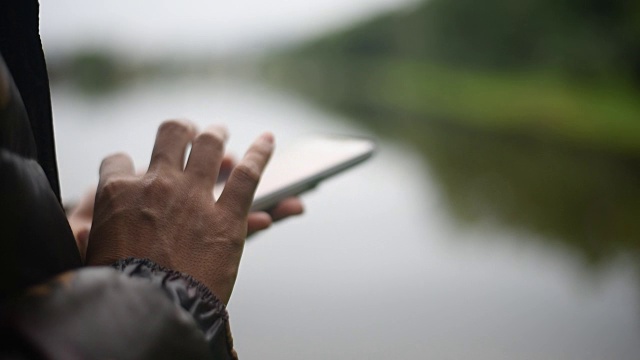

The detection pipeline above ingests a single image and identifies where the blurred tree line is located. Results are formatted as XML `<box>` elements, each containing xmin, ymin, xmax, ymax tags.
<box><xmin>270</xmin><ymin>0</ymin><xmax>640</xmax><ymax>156</ymax></box>
<box><xmin>302</xmin><ymin>0</ymin><xmax>640</xmax><ymax>85</ymax></box>
<box><xmin>267</xmin><ymin>0</ymin><xmax>640</xmax><ymax>268</ymax></box>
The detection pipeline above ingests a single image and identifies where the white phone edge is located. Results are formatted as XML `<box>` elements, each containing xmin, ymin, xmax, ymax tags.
<box><xmin>250</xmin><ymin>136</ymin><xmax>376</xmax><ymax>212</ymax></box>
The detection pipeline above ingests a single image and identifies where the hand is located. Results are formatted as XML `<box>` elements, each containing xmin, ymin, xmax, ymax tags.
<box><xmin>247</xmin><ymin>196</ymin><xmax>303</xmax><ymax>236</ymax></box>
<box><xmin>86</xmin><ymin>120</ymin><xmax>274</xmax><ymax>303</ymax></box>
<box><xmin>67</xmin><ymin>187</ymin><xmax>97</xmax><ymax>261</ymax></box>
<box><xmin>68</xmin><ymin>159</ymin><xmax>303</xmax><ymax>261</ymax></box>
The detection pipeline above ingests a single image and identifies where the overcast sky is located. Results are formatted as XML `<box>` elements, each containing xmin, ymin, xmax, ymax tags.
<box><xmin>40</xmin><ymin>0</ymin><xmax>417</xmax><ymax>57</ymax></box>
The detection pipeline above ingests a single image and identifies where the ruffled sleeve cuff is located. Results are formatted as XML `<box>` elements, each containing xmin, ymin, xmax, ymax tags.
<box><xmin>113</xmin><ymin>258</ymin><xmax>238</xmax><ymax>360</ymax></box>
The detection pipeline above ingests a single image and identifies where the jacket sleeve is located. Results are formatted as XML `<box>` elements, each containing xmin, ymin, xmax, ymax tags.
<box><xmin>1</xmin><ymin>5</ymin><xmax>238</xmax><ymax>357</ymax></box>
<box><xmin>114</xmin><ymin>258</ymin><xmax>238</xmax><ymax>360</ymax></box>
<box><xmin>1</xmin><ymin>259</ymin><xmax>238</xmax><ymax>360</ymax></box>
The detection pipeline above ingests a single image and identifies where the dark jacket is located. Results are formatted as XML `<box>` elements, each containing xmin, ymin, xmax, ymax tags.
<box><xmin>0</xmin><ymin>1</ymin><xmax>236</xmax><ymax>358</ymax></box>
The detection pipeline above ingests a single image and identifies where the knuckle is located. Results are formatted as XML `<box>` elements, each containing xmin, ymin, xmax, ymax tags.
<box><xmin>194</xmin><ymin>132</ymin><xmax>225</xmax><ymax>152</ymax></box>
<box><xmin>145</xmin><ymin>175</ymin><xmax>174</xmax><ymax>195</ymax></box>
<box><xmin>233</xmin><ymin>163</ymin><xmax>261</xmax><ymax>184</ymax></box>
<box><xmin>101</xmin><ymin>152</ymin><xmax>131</xmax><ymax>168</ymax></box>
<box><xmin>254</xmin><ymin>141</ymin><xmax>272</xmax><ymax>156</ymax></box>
<box><xmin>99</xmin><ymin>178</ymin><xmax>129</xmax><ymax>199</ymax></box>
<box><xmin>150</xmin><ymin>151</ymin><xmax>172</xmax><ymax>165</ymax></box>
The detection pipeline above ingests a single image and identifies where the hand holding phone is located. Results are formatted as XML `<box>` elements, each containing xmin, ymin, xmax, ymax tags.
<box><xmin>215</xmin><ymin>135</ymin><xmax>376</xmax><ymax>211</ymax></box>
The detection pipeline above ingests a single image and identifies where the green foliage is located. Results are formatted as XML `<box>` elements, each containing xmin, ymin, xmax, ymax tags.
<box><xmin>68</xmin><ymin>50</ymin><xmax>121</xmax><ymax>93</ymax></box>
<box><xmin>267</xmin><ymin>0</ymin><xmax>640</xmax><ymax>267</ymax></box>
<box><xmin>297</xmin><ymin>0</ymin><xmax>640</xmax><ymax>84</ymax></box>
<box><xmin>273</xmin><ymin>0</ymin><xmax>640</xmax><ymax>155</ymax></box>
<box><xmin>271</xmin><ymin>57</ymin><xmax>640</xmax><ymax>155</ymax></box>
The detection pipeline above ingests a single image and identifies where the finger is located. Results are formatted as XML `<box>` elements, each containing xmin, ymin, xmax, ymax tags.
<box><xmin>148</xmin><ymin>119</ymin><xmax>197</xmax><ymax>173</ymax></box>
<box><xmin>185</xmin><ymin>125</ymin><xmax>229</xmax><ymax>190</ymax></box>
<box><xmin>74</xmin><ymin>226</ymin><xmax>90</xmax><ymax>262</ymax></box>
<box><xmin>217</xmin><ymin>154</ymin><xmax>235</xmax><ymax>184</ymax></box>
<box><xmin>269</xmin><ymin>197</ymin><xmax>304</xmax><ymax>221</ymax></box>
<box><xmin>70</xmin><ymin>186</ymin><xmax>98</xmax><ymax>218</ymax></box>
<box><xmin>221</xmin><ymin>154</ymin><xmax>236</xmax><ymax>170</ymax></box>
<box><xmin>247</xmin><ymin>212</ymin><xmax>272</xmax><ymax>236</ymax></box>
<box><xmin>99</xmin><ymin>152</ymin><xmax>134</xmax><ymax>185</ymax></box>
<box><xmin>218</xmin><ymin>132</ymin><xmax>274</xmax><ymax>217</ymax></box>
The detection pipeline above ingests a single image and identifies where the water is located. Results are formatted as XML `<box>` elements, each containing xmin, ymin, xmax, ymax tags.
<box><xmin>52</xmin><ymin>77</ymin><xmax>639</xmax><ymax>359</ymax></box>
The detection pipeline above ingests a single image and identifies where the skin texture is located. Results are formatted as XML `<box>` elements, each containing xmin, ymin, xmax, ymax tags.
<box><xmin>82</xmin><ymin>120</ymin><xmax>302</xmax><ymax>304</ymax></box>
<box><xmin>68</xmin><ymin>160</ymin><xmax>304</xmax><ymax>262</ymax></box>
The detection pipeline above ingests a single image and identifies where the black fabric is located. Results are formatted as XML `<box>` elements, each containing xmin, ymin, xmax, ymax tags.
<box><xmin>0</xmin><ymin>0</ymin><xmax>60</xmax><ymax>201</ymax></box>
<box><xmin>114</xmin><ymin>258</ymin><xmax>237</xmax><ymax>360</ymax></box>
<box><xmin>2</xmin><ymin>267</ymin><xmax>214</xmax><ymax>360</ymax></box>
<box><xmin>0</xmin><ymin>58</ymin><xmax>37</xmax><ymax>159</ymax></box>
<box><xmin>0</xmin><ymin>0</ymin><xmax>82</xmax><ymax>300</ymax></box>
<box><xmin>0</xmin><ymin>57</ymin><xmax>82</xmax><ymax>302</ymax></box>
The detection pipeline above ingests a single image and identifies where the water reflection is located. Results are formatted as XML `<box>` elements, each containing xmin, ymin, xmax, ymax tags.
<box><xmin>410</xmin><ymin>121</ymin><xmax>640</xmax><ymax>268</ymax></box>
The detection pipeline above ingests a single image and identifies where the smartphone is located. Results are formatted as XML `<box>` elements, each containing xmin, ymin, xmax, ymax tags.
<box><xmin>215</xmin><ymin>135</ymin><xmax>376</xmax><ymax>211</ymax></box>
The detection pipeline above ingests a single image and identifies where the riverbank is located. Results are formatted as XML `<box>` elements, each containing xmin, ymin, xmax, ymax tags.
<box><xmin>266</xmin><ymin>56</ymin><xmax>640</xmax><ymax>157</ymax></box>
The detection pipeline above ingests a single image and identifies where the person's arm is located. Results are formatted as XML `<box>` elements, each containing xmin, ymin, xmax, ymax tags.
<box><xmin>2</xmin><ymin>120</ymin><xmax>276</xmax><ymax>359</ymax></box>
<box><xmin>85</xmin><ymin>121</ymin><xmax>274</xmax><ymax>303</ymax></box>
<box><xmin>2</xmin><ymin>1</ymin><xmax>295</xmax><ymax>356</ymax></box>
<box><xmin>1</xmin><ymin>59</ymin><xmax>233</xmax><ymax>357</ymax></box>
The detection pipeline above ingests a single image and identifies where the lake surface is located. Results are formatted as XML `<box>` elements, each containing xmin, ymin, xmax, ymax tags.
<box><xmin>52</xmin><ymin>77</ymin><xmax>639</xmax><ymax>359</ymax></box>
